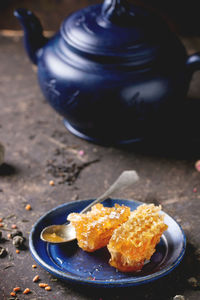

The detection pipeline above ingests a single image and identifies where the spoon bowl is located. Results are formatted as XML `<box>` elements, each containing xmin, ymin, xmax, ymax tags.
<box><xmin>41</xmin><ymin>224</ymin><xmax>76</xmax><ymax>243</ymax></box>
<box><xmin>40</xmin><ymin>170</ymin><xmax>139</xmax><ymax>243</ymax></box>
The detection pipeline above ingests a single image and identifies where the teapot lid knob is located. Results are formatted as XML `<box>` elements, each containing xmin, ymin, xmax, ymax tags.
<box><xmin>101</xmin><ymin>0</ymin><xmax>133</xmax><ymax>23</ymax></box>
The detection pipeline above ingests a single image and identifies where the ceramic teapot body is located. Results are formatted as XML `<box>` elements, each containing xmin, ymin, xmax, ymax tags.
<box><xmin>14</xmin><ymin>0</ymin><xmax>200</xmax><ymax>144</ymax></box>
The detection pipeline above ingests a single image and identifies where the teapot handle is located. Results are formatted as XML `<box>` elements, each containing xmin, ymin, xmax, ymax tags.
<box><xmin>186</xmin><ymin>52</ymin><xmax>200</xmax><ymax>74</ymax></box>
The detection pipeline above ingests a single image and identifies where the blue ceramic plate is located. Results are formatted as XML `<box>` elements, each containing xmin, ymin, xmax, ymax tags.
<box><xmin>29</xmin><ymin>198</ymin><xmax>186</xmax><ymax>288</ymax></box>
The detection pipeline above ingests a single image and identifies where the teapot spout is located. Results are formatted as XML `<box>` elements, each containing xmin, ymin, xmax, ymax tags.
<box><xmin>14</xmin><ymin>8</ymin><xmax>48</xmax><ymax>65</ymax></box>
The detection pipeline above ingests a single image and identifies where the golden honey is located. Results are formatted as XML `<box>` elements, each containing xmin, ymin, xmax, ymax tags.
<box><xmin>67</xmin><ymin>203</ymin><xmax>130</xmax><ymax>252</ymax></box>
<box><xmin>107</xmin><ymin>204</ymin><xmax>168</xmax><ymax>272</ymax></box>
<box><xmin>42</xmin><ymin>232</ymin><xmax>66</xmax><ymax>243</ymax></box>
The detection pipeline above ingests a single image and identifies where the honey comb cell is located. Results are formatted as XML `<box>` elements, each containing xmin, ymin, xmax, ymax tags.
<box><xmin>107</xmin><ymin>204</ymin><xmax>168</xmax><ymax>272</ymax></box>
<box><xmin>67</xmin><ymin>203</ymin><xmax>130</xmax><ymax>252</ymax></box>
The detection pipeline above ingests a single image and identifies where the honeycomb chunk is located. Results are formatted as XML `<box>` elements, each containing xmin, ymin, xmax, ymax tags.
<box><xmin>67</xmin><ymin>203</ymin><xmax>130</xmax><ymax>252</ymax></box>
<box><xmin>107</xmin><ymin>204</ymin><xmax>168</xmax><ymax>272</ymax></box>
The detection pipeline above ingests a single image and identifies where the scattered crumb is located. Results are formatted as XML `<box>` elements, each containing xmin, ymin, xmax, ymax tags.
<box><xmin>25</xmin><ymin>204</ymin><xmax>31</xmax><ymax>211</ymax></box>
<box><xmin>187</xmin><ymin>276</ymin><xmax>198</xmax><ymax>288</ymax></box>
<box><xmin>78</xmin><ymin>150</ymin><xmax>85</xmax><ymax>156</ymax></box>
<box><xmin>23</xmin><ymin>288</ymin><xmax>31</xmax><ymax>294</ymax></box>
<box><xmin>0</xmin><ymin>246</ymin><xmax>7</xmax><ymax>257</ymax></box>
<box><xmin>173</xmin><ymin>296</ymin><xmax>185</xmax><ymax>300</ymax></box>
<box><xmin>176</xmin><ymin>218</ymin><xmax>182</xmax><ymax>223</ymax></box>
<box><xmin>49</xmin><ymin>180</ymin><xmax>55</xmax><ymax>186</ymax></box>
<box><xmin>33</xmin><ymin>275</ymin><xmax>40</xmax><ymax>282</ymax></box>
<box><xmin>39</xmin><ymin>283</ymin><xmax>48</xmax><ymax>288</ymax></box>
<box><xmin>32</xmin><ymin>264</ymin><xmax>37</xmax><ymax>268</ymax></box>
<box><xmin>71</xmin><ymin>194</ymin><xmax>79</xmax><ymax>201</ymax></box>
<box><xmin>195</xmin><ymin>160</ymin><xmax>200</xmax><ymax>172</ymax></box>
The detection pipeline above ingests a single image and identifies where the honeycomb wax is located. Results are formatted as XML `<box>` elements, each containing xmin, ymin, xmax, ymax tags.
<box><xmin>107</xmin><ymin>204</ymin><xmax>168</xmax><ymax>272</ymax></box>
<box><xmin>67</xmin><ymin>203</ymin><xmax>130</xmax><ymax>252</ymax></box>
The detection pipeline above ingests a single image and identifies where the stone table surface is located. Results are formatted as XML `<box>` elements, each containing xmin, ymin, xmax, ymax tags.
<box><xmin>1</xmin><ymin>34</ymin><xmax>200</xmax><ymax>300</ymax></box>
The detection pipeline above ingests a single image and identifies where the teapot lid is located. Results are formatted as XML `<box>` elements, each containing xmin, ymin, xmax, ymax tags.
<box><xmin>61</xmin><ymin>0</ymin><xmax>173</xmax><ymax>66</ymax></box>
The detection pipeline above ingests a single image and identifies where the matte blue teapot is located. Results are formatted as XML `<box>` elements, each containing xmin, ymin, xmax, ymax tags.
<box><xmin>14</xmin><ymin>0</ymin><xmax>200</xmax><ymax>144</ymax></box>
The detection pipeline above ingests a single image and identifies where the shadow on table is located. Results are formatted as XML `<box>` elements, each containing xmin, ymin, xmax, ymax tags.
<box><xmin>0</xmin><ymin>163</ymin><xmax>18</xmax><ymax>176</ymax></box>
<box><xmin>117</xmin><ymin>97</ymin><xmax>200</xmax><ymax>161</ymax></box>
<box><xmin>54</xmin><ymin>242</ymin><xmax>199</xmax><ymax>300</ymax></box>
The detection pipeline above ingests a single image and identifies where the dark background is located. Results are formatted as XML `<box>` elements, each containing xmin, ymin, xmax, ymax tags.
<box><xmin>0</xmin><ymin>0</ymin><xmax>200</xmax><ymax>36</ymax></box>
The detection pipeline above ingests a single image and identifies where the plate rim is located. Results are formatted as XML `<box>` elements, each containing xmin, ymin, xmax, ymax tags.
<box><xmin>29</xmin><ymin>198</ymin><xmax>186</xmax><ymax>287</ymax></box>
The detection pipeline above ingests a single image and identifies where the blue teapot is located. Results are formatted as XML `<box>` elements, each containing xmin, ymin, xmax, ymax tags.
<box><xmin>14</xmin><ymin>0</ymin><xmax>200</xmax><ymax>144</ymax></box>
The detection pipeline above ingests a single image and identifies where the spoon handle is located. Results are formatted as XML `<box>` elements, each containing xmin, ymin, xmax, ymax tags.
<box><xmin>80</xmin><ymin>170</ymin><xmax>139</xmax><ymax>214</ymax></box>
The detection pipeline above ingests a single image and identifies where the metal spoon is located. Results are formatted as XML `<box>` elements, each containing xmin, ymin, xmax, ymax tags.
<box><xmin>40</xmin><ymin>170</ymin><xmax>139</xmax><ymax>243</ymax></box>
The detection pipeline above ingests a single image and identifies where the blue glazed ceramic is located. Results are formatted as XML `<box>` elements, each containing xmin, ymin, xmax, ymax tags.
<box><xmin>14</xmin><ymin>0</ymin><xmax>200</xmax><ymax>144</ymax></box>
<box><xmin>29</xmin><ymin>198</ymin><xmax>186</xmax><ymax>288</ymax></box>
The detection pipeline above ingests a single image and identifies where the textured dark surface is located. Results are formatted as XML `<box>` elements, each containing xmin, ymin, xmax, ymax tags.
<box><xmin>1</xmin><ymin>30</ymin><xmax>200</xmax><ymax>300</ymax></box>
